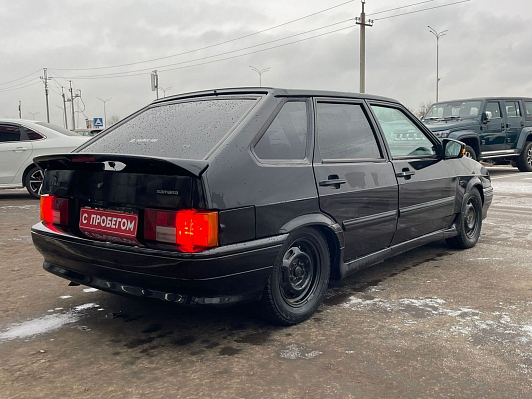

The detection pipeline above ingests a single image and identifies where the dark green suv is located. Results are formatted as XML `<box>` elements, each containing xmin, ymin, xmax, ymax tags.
<box><xmin>422</xmin><ymin>98</ymin><xmax>532</xmax><ymax>171</ymax></box>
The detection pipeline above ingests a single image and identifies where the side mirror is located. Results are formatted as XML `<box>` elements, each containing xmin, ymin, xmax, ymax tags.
<box><xmin>481</xmin><ymin>111</ymin><xmax>492</xmax><ymax>123</ymax></box>
<box><xmin>442</xmin><ymin>138</ymin><xmax>465</xmax><ymax>159</ymax></box>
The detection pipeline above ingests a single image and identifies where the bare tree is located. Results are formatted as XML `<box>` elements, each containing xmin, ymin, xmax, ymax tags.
<box><xmin>416</xmin><ymin>100</ymin><xmax>434</xmax><ymax>119</ymax></box>
<box><xmin>106</xmin><ymin>115</ymin><xmax>120</xmax><ymax>126</ymax></box>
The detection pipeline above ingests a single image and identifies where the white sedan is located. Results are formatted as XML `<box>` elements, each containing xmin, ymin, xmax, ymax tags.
<box><xmin>0</xmin><ymin>119</ymin><xmax>89</xmax><ymax>198</ymax></box>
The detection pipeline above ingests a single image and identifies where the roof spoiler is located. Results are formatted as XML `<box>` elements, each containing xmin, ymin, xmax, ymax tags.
<box><xmin>33</xmin><ymin>153</ymin><xmax>209</xmax><ymax>178</ymax></box>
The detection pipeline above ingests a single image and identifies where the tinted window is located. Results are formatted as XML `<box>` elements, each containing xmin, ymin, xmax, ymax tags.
<box><xmin>317</xmin><ymin>103</ymin><xmax>382</xmax><ymax>160</ymax></box>
<box><xmin>371</xmin><ymin>105</ymin><xmax>437</xmax><ymax>158</ymax></box>
<box><xmin>254</xmin><ymin>102</ymin><xmax>307</xmax><ymax>160</ymax></box>
<box><xmin>82</xmin><ymin>99</ymin><xmax>256</xmax><ymax>159</ymax></box>
<box><xmin>485</xmin><ymin>102</ymin><xmax>502</xmax><ymax>119</ymax></box>
<box><xmin>0</xmin><ymin>124</ymin><xmax>20</xmax><ymax>143</ymax></box>
<box><xmin>505</xmin><ymin>101</ymin><xmax>521</xmax><ymax>117</ymax></box>
<box><xmin>23</xmin><ymin>128</ymin><xmax>44</xmax><ymax>140</ymax></box>
<box><xmin>525</xmin><ymin>102</ymin><xmax>532</xmax><ymax>119</ymax></box>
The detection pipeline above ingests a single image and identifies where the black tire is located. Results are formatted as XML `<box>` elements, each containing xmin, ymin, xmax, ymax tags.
<box><xmin>259</xmin><ymin>227</ymin><xmax>330</xmax><ymax>325</ymax></box>
<box><xmin>446</xmin><ymin>188</ymin><xmax>483</xmax><ymax>249</ymax></box>
<box><xmin>24</xmin><ymin>166</ymin><xmax>43</xmax><ymax>199</ymax></box>
<box><xmin>464</xmin><ymin>145</ymin><xmax>477</xmax><ymax>161</ymax></box>
<box><xmin>516</xmin><ymin>141</ymin><xmax>532</xmax><ymax>172</ymax></box>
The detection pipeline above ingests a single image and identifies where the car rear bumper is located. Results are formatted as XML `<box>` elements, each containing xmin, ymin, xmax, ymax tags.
<box><xmin>31</xmin><ymin>222</ymin><xmax>286</xmax><ymax>305</ymax></box>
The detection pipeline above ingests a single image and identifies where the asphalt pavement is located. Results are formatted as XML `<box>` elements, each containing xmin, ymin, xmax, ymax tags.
<box><xmin>1</xmin><ymin>166</ymin><xmax>531</xmax><ymax>398</ymax></box>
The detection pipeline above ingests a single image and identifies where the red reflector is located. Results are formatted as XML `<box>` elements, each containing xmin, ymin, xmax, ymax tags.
<box><xmin>72</xmin><ymin>156</ymin><xmax>95</xmax><ymax>163</ymax></box>
<box><xmin>144</xmin><ymin>209</ymin><xmax>218</xmax><ymax>252</ymax></box>
<box><xmin>40</xmin><ymin>195</ymin><xmax>69</xmax><ymax>226</ymax></box>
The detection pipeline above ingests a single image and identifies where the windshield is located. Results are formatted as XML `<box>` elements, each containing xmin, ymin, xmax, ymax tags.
<box><xmin>424</xmin><ymin>101</ymin><xmax>482</xmax><ymax>120</ymax></box>
<box><xmin>36</xmin><ymin>122</ymin><xmax>80</xmax><ymax>136</ymax></box>
<box><xmin>81</xmin><ymin>98</ymin><xmax>257</xmax><ymax>159</ymax></box>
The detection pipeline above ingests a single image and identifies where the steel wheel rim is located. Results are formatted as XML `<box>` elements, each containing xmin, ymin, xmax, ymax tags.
<box><xmin>29</xmin><ymin>169</ymin><xmax>44</xmax><ymax>194</ymax></box>
<box><xmin>279</xmin><ymin>239</ymin><xmax>320</xmax><ymax>307</ymax></box>
<box><xmin>464</xmin><ymin>198</ymin><xmax>480</xmax><ymax>239</ymax></box>
<box><xmin>527</xmin><ymin>147</ymin><xmax>532</xmax><ymax>167</ymax></box>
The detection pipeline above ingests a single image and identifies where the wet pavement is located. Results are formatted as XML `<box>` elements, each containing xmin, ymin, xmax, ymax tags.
<box><xmin>1</xmin><ymin>167</ymin><xmax>531</xmax><ymax>398</ymax></box>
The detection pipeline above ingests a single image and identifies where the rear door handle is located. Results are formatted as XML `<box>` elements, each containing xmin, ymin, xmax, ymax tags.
<box><xmin>13</xmin><ymin>147</ymin><xmax>28</xmax><ymax>152</ymax></box>
<box><xmin>319</xmin><ymin>175</ymin><xmax>347</xmax><ymax>189</ymax></box>
<box><xmin>501</xmin><ymin>123</ymin><xmax>505</xmax><ymax>129</ymax></box>
<box><xmin>396</xmin><ymin>169</ymin><xmax>415</xmax><ymax>179</ymax></box>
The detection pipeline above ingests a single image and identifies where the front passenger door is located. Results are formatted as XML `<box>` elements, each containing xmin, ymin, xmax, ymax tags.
<box><xmin>369</xmin><ymin>104</ymin><xmax>457</xmax><ymax>245</ymax></box>
<box><xmin>0</xmin><ymin>124</ymin><xmax>32</xmax><ymax>184</ymax></box>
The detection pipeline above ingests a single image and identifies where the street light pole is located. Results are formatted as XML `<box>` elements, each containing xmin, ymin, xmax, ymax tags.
<box><xmin>249</xmin><ymin>66</ymin><xmax>270</xmax><ymax>87</ymax></box>
<box><xmin>428</xmin><ymin>26</ymin><xmax>448</xmax><ymax>103</ymax></box>
<box><xmin>28</xmin><ymin>111</ymin><xmax>39</xmax><ymax>120</ymax></box>
<box><xmin>97</xmin><ymin>97</ymin><xmax>112</xmax><ymax>129</ymax></box>
<box><xmin>161</xmin><ymin>86</ymin><xmax>172</xmax><ymax>97</ymax></box>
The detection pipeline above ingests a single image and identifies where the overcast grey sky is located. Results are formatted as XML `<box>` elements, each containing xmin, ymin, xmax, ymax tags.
<box><xmin>1</xmin><ymin>0</ymin><xmax>531</xmax><ymax>127</ymax></box>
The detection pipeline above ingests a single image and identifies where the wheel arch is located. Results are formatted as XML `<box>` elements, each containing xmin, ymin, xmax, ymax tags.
<box><xmin>516</xmin><ymin>128</ymin><xmax>532</xmax><ymax>151</ymax></box>
<box><xmin>452</xmin><ymin>132</ymin><xmax>480</xmax><ymax>158</ymax></box>
<box><xmin>279</xmin><ymin>213</ymin><xmax>344</xmax><ymax>280</ymax></box>
<box><xmin>21</xmin><ymin>162</ymin><xmax>39</xmax><ymax>185</ymax></box>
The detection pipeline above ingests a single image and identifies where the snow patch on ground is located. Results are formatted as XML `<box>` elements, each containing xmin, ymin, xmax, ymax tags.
<box><xmin>342</xmin><ymin>295</ymin><xmax>532</xmax><ymax>373</ymax></box>
<box><xmin>0</xmin><ymin>303</ymin><xmax>99</xmax><ymax>343</ymax></box>
<box><xmin>279</xmin><ymin>344</ymin><xmax>323</xmax><ymax>360</ymax></box>
<box><xmin>82</xmin><ymin>288</ymin><xmax>98</xmax><ymax>293</ymax></box>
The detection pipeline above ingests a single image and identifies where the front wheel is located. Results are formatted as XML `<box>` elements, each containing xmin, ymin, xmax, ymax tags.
<box><xmin>259</xmin><ymin>227</ymin><xmax>330</xmax><ymax>325</ymax></box>
<box><xmin>446</xmin><ymin>188</ymin><xmax>483</xmax><ymax>249</ymax></box>
<box><xmin>516</xmin><ymin>141</ymin><xmax>532</xmax><ymax>172</ymax></box>
<box><xmin>24</xmin><ymin>166</ymin><xmax>44</xmax><ymax>199</ymax></box>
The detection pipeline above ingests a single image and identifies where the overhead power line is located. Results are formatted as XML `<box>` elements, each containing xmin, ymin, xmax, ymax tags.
<box><xmin>50</xmin><ymin>19</ymin><xmax>355</xmax><ymax>80</ymax></box>
<box><xmin>51</xmin><ymin>0</ymin><xmax>356</xmax><ymax>71</ymax></box>
<box><xmin>0</xmin><ymin>80</ymin><xmax>41</xmax><ymax>93</ymax></box>
<box><xmin>0</xmin><ymin>69</ymin><xmax>41</xmax><ymax>86</ymax></box>
<box><xmin>368</xmin><ymin>0</ymin><xmax>437</xmax><ymax>16</ymax></box>
<box><xmin>374</xmin><ymin>0</ymin><xmax>471</xmax><ymax>21</ymax></box>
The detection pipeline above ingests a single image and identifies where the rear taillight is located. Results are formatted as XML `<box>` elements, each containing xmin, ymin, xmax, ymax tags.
<box><xmin>144</xmin><ymin>209</ymin><xmax>218</xmax><ymax>253</ymax></box>
<box><xmin>40</xmin><ymin>195</ymin><xmax>69</xmax><ymax>226</ymax></box>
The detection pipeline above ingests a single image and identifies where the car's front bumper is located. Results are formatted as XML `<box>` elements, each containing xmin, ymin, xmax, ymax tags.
<box><xmin>482</xmin><ymin>186</ymin><xmax>494</xmax><ymax>219</ymax></box>
<box><xmin>31</xmin><ymin>222</ymin><xmax>286</xmax><ymax>305</ymax></box>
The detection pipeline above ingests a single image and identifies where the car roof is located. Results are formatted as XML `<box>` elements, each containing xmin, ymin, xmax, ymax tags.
<box><xmin>432</xmin><ymin>97</ymin><xmax>532</xmax><ymax>105</ymax></box>
<box><xmin>153</xmin><ymin>87</ymin><xmax>399</xmax><ymax>105</ymax></box>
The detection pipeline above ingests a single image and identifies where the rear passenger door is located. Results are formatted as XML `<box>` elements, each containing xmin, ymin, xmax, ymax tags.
<box><xmin>313</xmin><ymin>99</ymin><xmax>398</xmax><ymax>262</ymax></box>
<box><xmin>503</xmin><ymin>100</ymin><xmax>523</xmax><ymax>150</ymax></box>
<box><xmin>368</xmin><ymin>103</ymin><xmax>457</xmax><ymax>245</ymax></box>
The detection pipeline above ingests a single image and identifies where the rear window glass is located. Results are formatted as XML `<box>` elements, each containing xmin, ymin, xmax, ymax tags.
<box><xmin>82</xmin><ymin>98</ymin><xmax>256</xmax><ymax>159</ymax></box>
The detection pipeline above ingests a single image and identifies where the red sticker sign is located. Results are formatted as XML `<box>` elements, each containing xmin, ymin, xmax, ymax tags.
<box><xmin>79</xmin><ymin>208</ymin><xmax>139</xmax><ymax>245</ymax></box>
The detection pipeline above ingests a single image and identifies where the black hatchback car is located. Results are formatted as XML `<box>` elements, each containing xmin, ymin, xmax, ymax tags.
<box><xmin>31</xmin><ymin>88</ymin><xmax>493</xmax><ymax>325</ymax></box>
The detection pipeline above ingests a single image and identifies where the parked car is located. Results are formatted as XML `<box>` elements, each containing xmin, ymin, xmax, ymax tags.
<box><xmin>31</xmin><ymin>88</ymin><xmax>493</xmax><ymax>325</ymax></box>
<box><xmin>74</xmin><ymin>128</ymin><xmax>104</xmax><ymax>137</ymax></box>
<box><xmin>422</xmin><ymin>98</ymin><xmax>532</xmax><ymax>171</ymax></box>
<box><xmin>0</xmin><ymin>120</ymin><xmax>89</xmax><ymax>198</ymax></box>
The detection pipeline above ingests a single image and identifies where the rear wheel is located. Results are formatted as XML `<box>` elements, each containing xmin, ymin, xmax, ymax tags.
<box><xmin>446</xmin><ymin>188</ymin><xmax>482</xmax><ymax>249</ymax></box>
<box><xmin>516</xmin><ymin>141</ymin><xmax>532</xmax><ymax>172</ymax></box>
<box><xmin>464</xmin><ymin>145</ymin><xmax>477</xmax><ymax>161</ymax></box>
<box><xmin>24</xmin><ymin>166</ymin><xmax>43</xmax><ymax>199</ymax></box>
<box><xmin>259</xmin><ymin>227</ymin><xmax>330</xmax><ymax>325</ymax></box>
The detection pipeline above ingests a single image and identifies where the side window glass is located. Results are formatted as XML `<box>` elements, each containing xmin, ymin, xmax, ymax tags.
<box><xmin>485</xmin><ymin>102</ymin><xmax>502</xmax><ymax>119</ymax></box>
<box><xmin>0</xmin><ymin>124</ymin><xmax>21</xmax><ymax>143</ymax></box>
<box><xmin>525</xmin><ymin>102</ymin><xmax>532</xmax><ymax>119</ymax></box>
<box><xmin>254</xmin><ymin>102</ymin><xmax>307</xmax><ymax>160</ymax></box>
<box><xmin>370</xmin><ymin>105</ymin><xmax>437</xmax><ymax>158</ymax></box>
<box><xmin>505</xmin><ymin>101</ymin><xmax>520</xmax><ymax>117</ymax></box>
<box><xmin>317</xmin><ymin>103</ymin><xmax>382</xmax><ymax>160</ymax></box>
<box><xmin>23</xmin><ymin>127</ymin><xmax>44</xmax><ymax>140</ymax></box>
